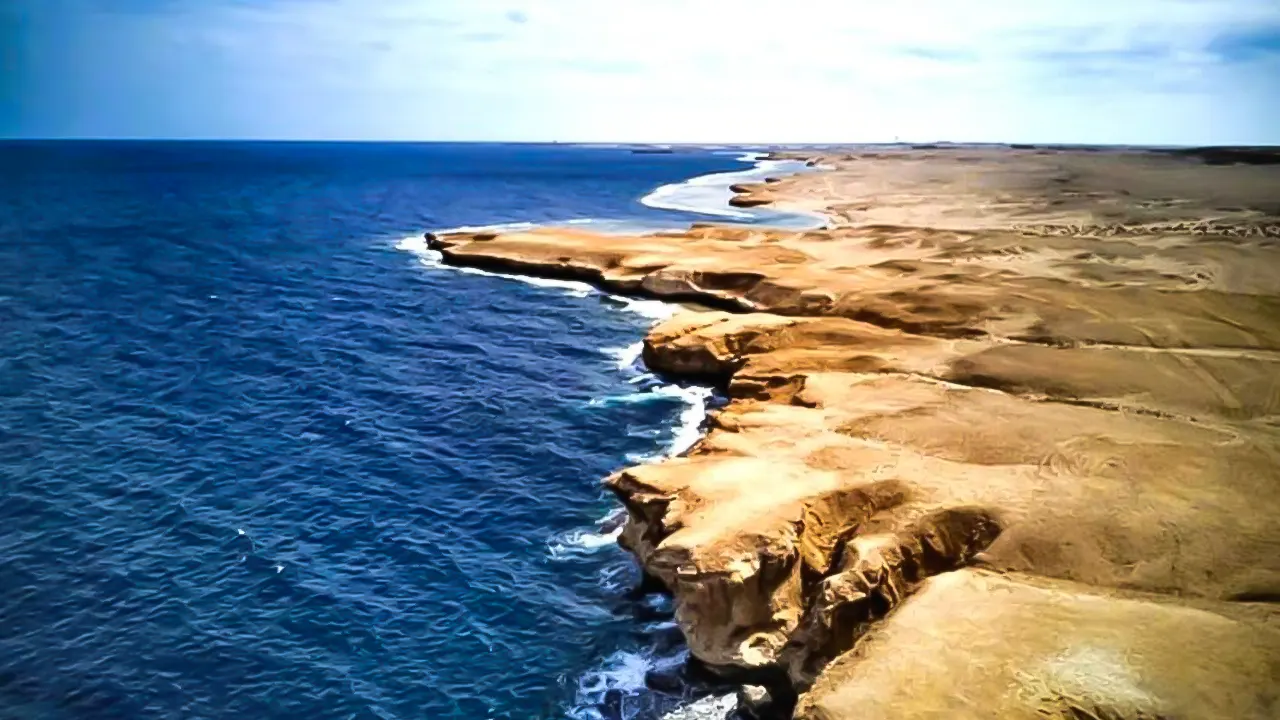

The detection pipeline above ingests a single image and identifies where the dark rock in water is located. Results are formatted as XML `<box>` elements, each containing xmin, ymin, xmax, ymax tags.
<box><xmin>599</xmin><ymin>507</ymin><xmax>627</xmax><ymax>534</ymax></box>
<box><xmin>645</xmin><ymin>623</ymin><xmax>686</xmax><ymax>654</ymax></box>
<box><xmin>645</xmin><ymin>668</ymin><xmax>685</xmax><ymax>694</ymax></box>
<box><xmin>625</xmin><ymin>573</ymin><xmax>670</xmax><ymax>603</ymax></box>
<box><xmin>615</xmin><ymin>600</ymin><xmax>663</xmax><ymax>623</ymax></box>
<box><xmin>601</xmin><ymin>689</ymin><xmax>626</xmax><ymax>720</ymax></box>
<box><xmin>675</xmin><ymin>656</ymin><xmax>794</xmax><ymax>717</ymax></box>
<box><xmin>680</xmin><ymin>654</ymin><xmax>723</xmax><ymax>686</ymax></box>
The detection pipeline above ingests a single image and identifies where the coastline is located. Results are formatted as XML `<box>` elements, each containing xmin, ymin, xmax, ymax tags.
<box><xmin>398</xmin><ymin>149</ymin><xmax>821</xmax><ymax>467</ymax></box>
<box><xmin>400</xmin><ymin>151</ymin><xmax>823</xmax><ymax>719</ymax></box>
<box><xmin>419</xmin><ymin>144</ymin><xmax>1280</xmax><ymax>719</ymax></box>
<box><xmin>398</xmin><ymin>227</ymin><xmax>723</xmax><ymax>718</ymax></box>
<box><xmin>641</xmin><ymin>152</ymin><xmax>828</xmax><ymax>230</ymax></box>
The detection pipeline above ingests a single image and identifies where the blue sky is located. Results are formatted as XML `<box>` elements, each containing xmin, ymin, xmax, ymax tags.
<box><xmin>4</xmin><ymin>0</ymin><xmax>1279</xmax><ymax>144</ymax></box>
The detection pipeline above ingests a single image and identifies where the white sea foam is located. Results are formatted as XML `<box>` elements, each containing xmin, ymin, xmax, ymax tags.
<box><xmin>397</xmin><ymin>233</ymin><xmax>595</xmax><ymax>298</ymax></box>
<box><xmin>597</xmin><ymin>563</ymin><xmax>639</xmax><ymax>594</ymax></box>
<box><xmin>487</xmin><ymin>273</ymin><xmax>596</xmax><ymax>297</ymax></box>
<box><xmin>640</xmin><ymin>176</ymin><xmax>755</xmax><ymax>219</ymax></box>
<box><xmin>640</xmin><ymin>619</ymin><xmax>679</xmax><ymax>633</ymax></box>
<box><xmin>431</xmin><ymin>220</ymin><xmax>539</xmax><ymax>234</ymax></box>
<box><xmin>393</xmin><ymin>234</ymin><xmax>434</xmax><ymax>256</ymax></box>
<box><xmin>587</xmin><ymin>383</ymin><xmax>706</xmax><ymax>409</ymax></box>
<box><xmin>438</xmin><ymin>216</ymin><xmax>677</xmax><ymax>236</ymax></box>
<box><xmin>398</xmin><ymin>150</ymin><xmax>822</xmax><ymax>320</ymax></box>
<box><xmin>662</xmin><ymin>694</ymin><xmax>739</xmax><ymax>720</ymax></box>
<box><xmin>600</xmin><ymin>342</ymin><xmax>645</xmax><ymax>370</ymax></box>
<box><xmin>667</xmin><ymin>385</ymin><xmax>713</xmax><ymax>456</ymax></box>
<box><xmin>624</xmin><ymin>425</ymin><xmax>664</xmax><ymax>439</ymax></box>
<box><xmin>642</xmin><ymin>593</ymin><xmax>673</xmax><ymax>612</ymax></box>
<box><xmin>565</xmin><ymin>218</ymin><xmax>684</xmax><ymax>235</ymax></box>
<box><xmin>548</xmin><ymin>527</ymin><xmax>625</xmax><ymax>560</ymax></box>
<box><xmin>605</xmin><ymin>384</ymin><xmax>714</xmax><ymax>457</ymax></box>
<box><xmin>605</xmin><ymin>295</ymin><xmax>678</xmax><ymax>320</ymax></box>
<box><xmin>397</xmin><ymin>236</ymin><xmax>683</xmax><ymax>313</ymax></box>
<box><xmin>570</xmin><ymin>647</ymin><xmax>692</xmax><ymax>719</ymax></box>
<box><xmin>548</xmin><ymin>508</ymin><xmax>628</xmax><ymax>563</ymax></box>
<box><xmin>602</xmin><ymin>383</ymin><xmax>713</xmax><ymax>463</ymax></box>
<box><xmin>639</xmin><ymin>152</ymin><xmax>822</xmax><ymax>228</ymax></box>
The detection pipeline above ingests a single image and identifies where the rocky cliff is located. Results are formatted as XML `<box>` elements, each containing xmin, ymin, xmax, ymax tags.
<box><xmin>426</xmin><ymin>146</ymin><xmax>1280</xmax><ymax>719</ymax></box>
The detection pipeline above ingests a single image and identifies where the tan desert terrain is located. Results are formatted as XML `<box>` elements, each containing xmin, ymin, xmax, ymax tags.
<box><xmin>425</xmin><ymin>146</ymin><xmax>1280</xmax><ymax>719</ymax></box>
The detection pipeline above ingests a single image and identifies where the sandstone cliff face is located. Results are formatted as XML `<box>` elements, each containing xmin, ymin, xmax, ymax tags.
<box><xmin>427</xmin><ymin>147</ymin><xmax>1280</xmax><ymax>719</ymax></box>
<box><xmin>625</xmin><ymin>311</ymin><xmax>1280</xmax><ymax>683</ymax></box>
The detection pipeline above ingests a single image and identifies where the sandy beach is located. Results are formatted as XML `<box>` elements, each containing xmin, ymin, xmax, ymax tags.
<box><xmin>426</xmin><ymin>145</ymin><xmax>1280</xmax><ymax>720</ymax></box>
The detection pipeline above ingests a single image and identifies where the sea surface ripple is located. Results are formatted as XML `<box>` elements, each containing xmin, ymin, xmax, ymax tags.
<box><xmin>0</xmin><ymin>142</ymin><xmax>804</xmax><ymax>720</ymax></box>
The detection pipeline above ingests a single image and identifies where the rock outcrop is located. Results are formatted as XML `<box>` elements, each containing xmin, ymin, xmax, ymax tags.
<box><xmin>425</xmin><ymin>147</ymin><xmax>1280</xmax><ymax>719</ymax></box>
<box><xmin>727</xmin><ymin>182</ymin><xmax>777</xmax><ymax>208</ymax></box>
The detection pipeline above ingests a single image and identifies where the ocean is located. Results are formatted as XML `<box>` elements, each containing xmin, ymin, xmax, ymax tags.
<box><xmin>0</xmin><ymin>142</ymin><xmax>814</xmax><ymax>720</ymax></box>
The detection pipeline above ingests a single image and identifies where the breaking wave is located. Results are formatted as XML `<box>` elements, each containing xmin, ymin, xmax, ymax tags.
<box><xmin>600</xmin><ymin>342</ymin><xmax>645</xmax><ymax>370</ymax></box>
<box><xmin>569</xmin><ymin>647</ymin><xmax>693</xmax><ymax>720</ymax></box>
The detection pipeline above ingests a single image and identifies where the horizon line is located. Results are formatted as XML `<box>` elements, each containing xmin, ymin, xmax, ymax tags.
<box><xmin>1</xmin><ymin>137</ymin><xmax>1266</xmax><ymax>151</ymax></box>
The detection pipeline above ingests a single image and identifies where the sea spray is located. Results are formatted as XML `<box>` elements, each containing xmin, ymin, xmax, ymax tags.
<box><xmin>600</xmin><ymin>342</ymin><xmax>645</xmax><ymax>371</ymax></box>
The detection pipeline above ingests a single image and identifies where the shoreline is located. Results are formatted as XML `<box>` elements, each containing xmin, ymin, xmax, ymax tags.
<box><xmin>420</xmin><ymin>145</ymin><xmax>1280</xmax><ymax>719</ymax></box>
<box><xmin>416</xmin><ymin>159</ymin><xmax>840</xmax><ymax>719</ymax></box>
<box><xmin>640</xmin><ymin>152</ymin><xmax>829</xmax><ymax>230</ymax></box>
<box><xmin>402</xmin><ymin>151</ymin><xmax>823</xmax><ymax>719</ymax></box>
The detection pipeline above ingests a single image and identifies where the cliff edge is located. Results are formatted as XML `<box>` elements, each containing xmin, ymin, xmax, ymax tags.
<box><xmin>427</xmin><ymin>146</ymin><xmax>1280</xmax><ymax>719</ymax></box>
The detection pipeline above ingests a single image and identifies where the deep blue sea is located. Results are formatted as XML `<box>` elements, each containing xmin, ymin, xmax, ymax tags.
<box><xmin>0</xmin><ymin>142</ymin><xmax>812</xmax><ymax>720</ymax></box>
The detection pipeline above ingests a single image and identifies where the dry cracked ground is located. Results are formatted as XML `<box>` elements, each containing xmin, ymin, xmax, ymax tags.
<box><xmin>427</xmin><ymin>147</ymin><xmax>1280</xmax><ymax>720</ymax></box>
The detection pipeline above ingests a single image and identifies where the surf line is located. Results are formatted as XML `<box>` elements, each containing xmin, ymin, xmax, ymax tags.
<box><xmin>396</xmin><ymin>149</ymin><xmax>824</xmax><ymax>561</ymax></box>
<box><xmin>395</xmin><ymin>150</ymin><xmax>822</xmax><ymax>718</ymax></box>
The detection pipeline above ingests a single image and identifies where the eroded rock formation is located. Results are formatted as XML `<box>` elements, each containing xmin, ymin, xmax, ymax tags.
<box><xmin>426</xmin><ymin>146</ymin><xmax>1280</xmax><ymax>719</ymax></box>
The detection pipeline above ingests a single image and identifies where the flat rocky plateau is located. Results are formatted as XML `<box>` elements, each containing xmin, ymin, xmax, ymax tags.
<box><xmin>427</xmin><ymin>146</ymin><xmax>1280</xmax><ymax>720</ymax></box>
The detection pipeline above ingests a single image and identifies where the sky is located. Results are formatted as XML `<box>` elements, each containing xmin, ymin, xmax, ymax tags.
<box><xmin>3</xmin><ymin>0</ymin><xmax>1280</xmax><ymax>144</ymax></box>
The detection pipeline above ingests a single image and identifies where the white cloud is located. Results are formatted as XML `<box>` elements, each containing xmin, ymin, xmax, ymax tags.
<box><xmin>17</xmin><ymin>0</ymin><xmax>1280</xmax><ymax>142</ymax></box>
